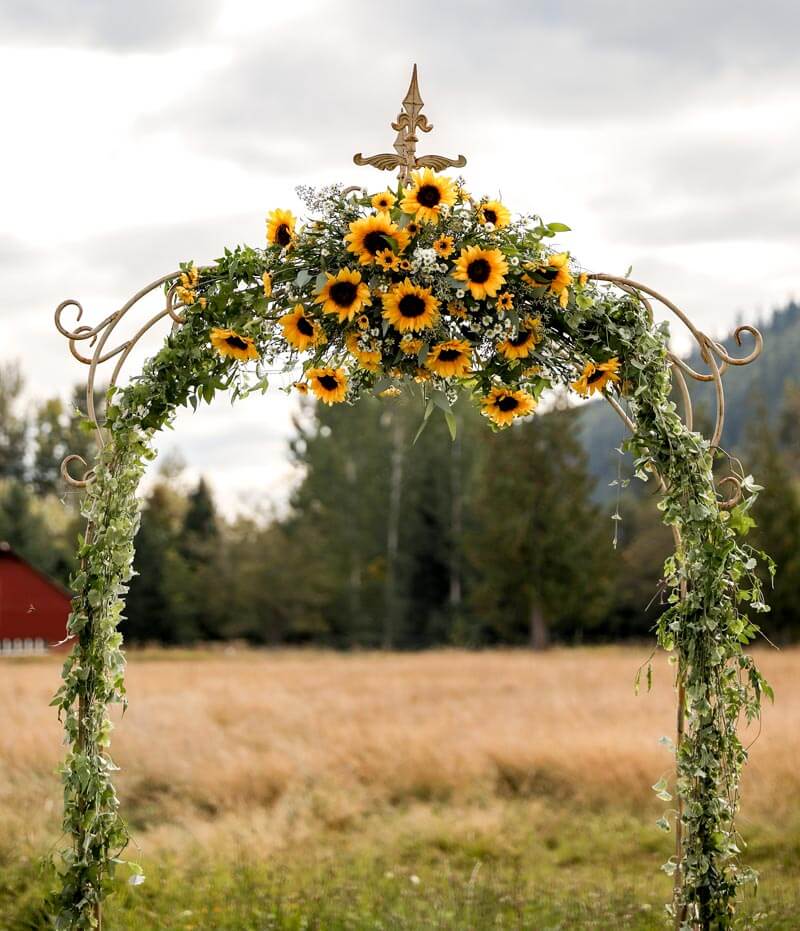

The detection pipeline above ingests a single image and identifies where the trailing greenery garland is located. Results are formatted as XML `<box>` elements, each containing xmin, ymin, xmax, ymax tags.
<box><xmin>53</xmin><ymin>178</ymin><xmax>771</xmax><ymax>929</ymax></box>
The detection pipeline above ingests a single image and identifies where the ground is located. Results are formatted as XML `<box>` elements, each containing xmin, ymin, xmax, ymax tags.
<box><xmin>2</xmin><ymin>647</ymin><xmax>799</xmax><ymax>929</ymax></box>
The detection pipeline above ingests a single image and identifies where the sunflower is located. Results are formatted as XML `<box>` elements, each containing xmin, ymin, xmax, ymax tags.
<box><xmin>447</xmin><ymin>301</ymin><xmax>467</xmax><ymax>319</ymax></box>
<box><xmin>306</xmin><ymin>367</ymin><xmax>348</xmax><ymax>405</ymax></box>
<box><xmin>452</xmin><ymin>245</ymin><xmax>509</xmax><ymax>300</ymax></box>
<box><xmin>262</xmin><ymin>272</ymin><xmax>272</xmax><ymax>297</ymax></box>
<box><xmin>346</xmin><ymin>332</ymin><xmax>382</xmax><ymax>373</ymax></box>
<box><xmin>496</xmin><ymin>291</ymin><xmax>514</xmax><ymax>311</ymax></box>
<box><xmin>279</xmin><ymin>305</ymin><xmax>321</xmax><ymax>351</ymax></box>
<box><xmin>210</xmin><ymin>327</ymin><xmax>259</xmax><ymax>362</ymax></box>
<box><xmin>292</xmin><ymin>381</ymin><xmax>309</xmax><ymax>394</ymax></box>
<box><xmin>382</xmin><ymin>278</ymin><xmax>440</xmax><ymax>332</ymax></box>
<box><xmin>399</xmin><ymin>258</ymin><xmax>412</xmax><ymax>271</ymax></box>
<box><xmin>405</xmin><ymin>220</ymin><xmax>421</xmax><ymax>237</ymax></box>
<box><xmin>497</xmin><ymin>323</ymin><xmax>542</xmax><ymax>360</ymax></box>
<box><xmin>399</xmin><ymin>168</ymin><xmax>457</xmax><ymax>224</ymax></box>
<box><xmin>399</xmin><ymin>336</ymin><xmax>424</xmax><ymax>355</ymax></box>
<box><xmin>375</xmin><ymin>249</ymin><xmax>401</xmax><ymax>272</ymax></box>
<box><xmin>371</xmin><ymin>190</ymin><xmax>396</xmax><ymax>212</ymax></box>
<box><xmin>526</xmin><ymin>252</ymin><xmax>573</xmax><ymax>308</ymax></box>
<box><xmin>357</xmin><ymin>314</ymin><xmax>370</xmax><ymax>331</ymax></box>
<box><xmin>433</xmin><ymin>234</ymin><xmax>455</xmax><ymax>258</ymax></box>
<box><xmin>266</xmin><ymin>209</ymin><xmax>296</xmax><ymax>248</ymax></box>
<box><xmin>481</xmin><ymin>387</ymin><xmax>537</xmax><ymax>426</ymax></box>
<box><xmin>426</xmin><ymin>339</ymin><xmax>472</xmax><ymax>378</ymax></box>
<box><xmin>345</xmin><ymin>214</ymin><xmax>405</xmax><ymax>265</ymax></box>
<box><xmin>478</xmin><ymin>200</ymin><xmax>511</xmax><ymax>229</ymax></box>
<box><xmin>314</xmin><ymin>268</ymin><xmax>372</xmax><ymax>322</ymax></box>
<box><xmin>571</xmin><ymin>358</ymin><xmax>621</xmax><ymax>397</ymax></box>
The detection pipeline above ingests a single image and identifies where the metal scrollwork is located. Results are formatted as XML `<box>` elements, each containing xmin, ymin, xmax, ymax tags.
<box><xmin>587</xmin><ymin>273</ymin><xmax>763</xmax><ymax>508</ymax></box>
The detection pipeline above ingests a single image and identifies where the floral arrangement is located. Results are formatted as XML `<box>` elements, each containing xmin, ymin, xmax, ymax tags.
<box><xmin>172</xmin><ymin>170</ymin><xmax>622</xmax><ymax>436</ymax></box>
<box><xmin>52</xmin><ymin>172</ymin><xmax>772</xmax><ymax>930</ymax></box>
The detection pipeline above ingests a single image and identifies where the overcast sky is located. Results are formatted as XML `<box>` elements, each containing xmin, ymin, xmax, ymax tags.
<box><xmin>1</xmin><ymin>0</ymin><xmax>798</xmax><ymax>514</ymax></box>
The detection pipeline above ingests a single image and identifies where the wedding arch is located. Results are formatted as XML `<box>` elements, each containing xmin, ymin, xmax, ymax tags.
<box><xmin>52</xmin><ymin>67</ymin><xmax>770</xmax><ymax>930</ymax></box>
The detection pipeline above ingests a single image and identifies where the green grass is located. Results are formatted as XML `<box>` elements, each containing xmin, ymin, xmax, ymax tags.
<box><xmin>3</xmin><ymin>803</ymin><xmax>799</xmax><ymax>930</ymax></box>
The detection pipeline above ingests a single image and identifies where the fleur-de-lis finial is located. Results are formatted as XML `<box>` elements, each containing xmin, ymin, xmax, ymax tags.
<box><xmin>354</xmin><ymin>64</ymin><xmax>467</xmax><ymax>185</ymax></box>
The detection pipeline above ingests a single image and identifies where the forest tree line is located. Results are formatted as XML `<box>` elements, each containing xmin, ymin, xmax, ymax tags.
<box><xmin>2</xmin><ymin>304</ymin><xmax>800</xmax><ymax>649</ymax></box>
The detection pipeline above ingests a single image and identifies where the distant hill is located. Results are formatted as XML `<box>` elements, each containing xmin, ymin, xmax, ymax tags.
<box><xmin>579</xmin><ymin>301</ymin><xmax>800</xmax><ymax>496</ymax></box>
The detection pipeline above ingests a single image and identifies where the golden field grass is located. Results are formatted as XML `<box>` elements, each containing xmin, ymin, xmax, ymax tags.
<box><xmin>2</xmin><ymin>646</ymin><xmax>800</xmax><ymax>929</ymax></box>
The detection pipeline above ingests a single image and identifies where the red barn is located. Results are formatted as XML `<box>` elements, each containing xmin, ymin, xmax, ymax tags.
<box><xmin>0</xmin><ymin>541</ymin><xmax>72</xmax><ymax>654</ymax></box>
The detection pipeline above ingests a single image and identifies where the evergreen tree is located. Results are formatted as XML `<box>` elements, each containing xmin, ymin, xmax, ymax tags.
<box><xmin>467</xmin><ymin>404</ymin><xmax>614</xmax><ymax>648</ymax></box>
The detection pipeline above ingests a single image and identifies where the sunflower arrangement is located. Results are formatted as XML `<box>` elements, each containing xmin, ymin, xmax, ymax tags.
<box><xmin>175</xmin><ymin>176</ymin><xmax>624</xmax><ymax>431</ymax></box>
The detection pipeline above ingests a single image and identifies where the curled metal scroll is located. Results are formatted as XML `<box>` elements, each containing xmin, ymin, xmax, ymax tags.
<box><xmin>54</xmin><ymin>272</ymin><xmax>185</xmax><ymax>471</ymax></box>
<box><xmin>587</xmin><ymin>274</ymin><xmax>763</xmax><ymax>510</ymax></box>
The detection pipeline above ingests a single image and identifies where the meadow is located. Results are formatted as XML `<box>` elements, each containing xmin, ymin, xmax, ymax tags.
<box><xmin>2</xmin><ymin>647</ymin><xmax>799</xmax><ymax>929</ymax></box>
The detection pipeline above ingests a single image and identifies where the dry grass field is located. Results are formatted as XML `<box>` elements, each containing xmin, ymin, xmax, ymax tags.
<box><xmin>2</xmin><ymin>646</ymin><xmax>800</xmax><ymax>929</ymax></box>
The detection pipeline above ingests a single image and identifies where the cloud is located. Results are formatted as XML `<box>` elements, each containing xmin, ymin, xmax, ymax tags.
<box><xmin>0</xmin><ymin>0</ymin><xmax>221</xmax><ymax>50</ymax></box>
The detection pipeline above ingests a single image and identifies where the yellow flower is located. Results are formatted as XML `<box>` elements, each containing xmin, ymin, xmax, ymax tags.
<box><xmin>413</xmin><ymin>368</ymin><xmax>432</xmax><ymax>382</ymax></box>
<box><xmin>279</xmin><ymin>305</ymin><xmax>321</xmax><ymax>351</ymax></box>
<box><xmin>180</xmin><ymin>266</ymin><xmax>199</xmax><ymax>289</ymax></box>
<box><xmin>399</xmin><ymin>336</ymin><xmax>424</xmax><ymax>355</ymax></box>
<box><xmin>357</xmin><ymin>314</ymin><xmax>370</xmax><ymax>331</ymax></box>
<box><xmin>175</xmin><ymin>285</ymin><xmax>196</xmax><ymax>305</ymax></box>
<box><xmin>399</xmin><ymin>168</ymin><xmax>457</xmax><ymax>224</ymax></box>
<box><xmin>266</xmin><ymin>209</ymin><xmax>296</xmax><ymax>248</ymax></box>
<box><xmin>497</xmin><ymin>318</ymin><xmax>542</xmax><ymax>360</ymax></box>
<box><xmin>399</xmin><ymin>258</ymin><xmax>412</xmax><ymax>271</ymax></box>
<box><xmin>481</xmin><ymin>387</ymin><xmax>537</xmax><ymax>426</ymax></box>
<box><xmin>529</xmin><ymin>252</ymin><xmax>573</xmax><ymax>308</ymax></box>
<box><xmin>314</xmin><ymin>268</ymin><xmax>372</xmax><ymax>322</ymax></box>
<box><xmin>307</xmin><ymin>367</ymin><xmax>348</xmax><ymax>405</ymax></box>
<box><xmin>210</xmin><ymin>327</ymin><xmax>259</xmax><ymax>362</ymax></box>
<box><xmin>378</xmin><ymin>386</ymin><xmax>402</xmax><ymax>398</ymax></box>
<box><xmin>405</xmin><ymin>221</ymin><xmax>421</xmax><ymax>237</ymax></box>
<box><xmin>578</xmin><ymin>272</ymin><xmax>588</xmax><ymax>288</ymax></box>
<box><xmin>433</xmin><ymin>234</ymin><xmax>455</xmax><ymax>258</ymax></box>
<box><xmin>198</xmin><ymin>297</ymin><xmax>207</xmax><ymax>309</ymax></box>
<box><xmin>447</xmin><ymin>301</ymin><xmax>467</xmax><ymax>319</ymax></box>
<box><xmin>262</xmin><ymin>272</ymin><xmax>272</xmax><ymax>297</ymax></box>
<box><xmin>375</xmin><ymin>249</ymin><xmax>401</xmax><ymax>271</ymax></box>
<box><xmin>571</xmin><ymin>358</ymin><xmax>621</xmax><ymax>397</ymax></box>
<box><xmin>452</xmin><ymin>245</ymin><xmax>509</xmax><ymax>300</ymax></box>
<box><xmin>345</xmin><ymin>214</ymin><xmax>405</xmax><ymax>265</ymax></box>
<box><xmin>293</xmin><ymin>380</ymin><xmax>309</xmax><ymax>394</ymax></box>
<box><xmin>478</xmin><ymin>200</ymin><xmax>511</xmax><ymax>229</ymax></box>
<box><xmin>496</xmin><ymin>291</ymin><xmax>514</xmax><ymax>311</ymax></box>
<box><xmin>371</xmin><ymin>190</ymin><xmax>396</xmax><ymax>212</ymax></box>
<box><xmin>382</xmin><ymin>278</ymin><xmax>440</xmax><ymax>333</ymax></box>
<box><xmin>346</xmin><ymin>332</ymin><xmax>382</xmax><ymax>373</ymax></box>
<box><xmin>426</xmin><ymin>339</ymin><xmax>472</xmax><ymax>378</ymax></box>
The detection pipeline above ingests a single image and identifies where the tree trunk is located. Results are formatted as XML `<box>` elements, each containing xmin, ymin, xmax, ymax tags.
<box><xmin>529</xmin><ymin>600</ymin><xmax>549</xmax><ymax>651</ymax></box>
<box><xmin>383</xmin><ymin>412</ymin><xmax>405</xmax><ymax>649</ymax></box>
<box><xmin>448</xmin><ymin>421</ymin><xmax>463</xmax><ymax>612</ymax></box>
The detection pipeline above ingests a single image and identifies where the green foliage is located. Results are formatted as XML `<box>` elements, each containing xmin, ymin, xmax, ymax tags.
<box><xmin>52</xmin><ymin>194</ymin><xmax>772</xmax><ymax>929</ymax></box>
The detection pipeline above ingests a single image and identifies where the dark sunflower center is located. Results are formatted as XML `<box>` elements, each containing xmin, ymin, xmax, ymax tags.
<box><xmin>225</xmin><ymin>335</ymin><xmax>249</xmax><ymax>350</ymax></box>
<box><xmin>467</xmin><ymin>258</ymin><xmax>491</xmax><ymax>284</ymax></box>
<box><xmin>483</xmin><ymin>209</ymin><xmax>498</xmax><ymax>225</ymax></box>
<box><xmin>417</xmin><ymin>184</ymin><xmax>441</xmax><ymax>208</ymax></box>
<box><xmin>586</xmin><ymin>369</ymin><xmax>606</xmax><ymax>385</ymax></box>
<box><xmin>510</xmin><ymin>332</ymin><xmax>532</xmax><ymax>347</ymax></box>
<box><xmin>497</xmin><ymin>395</ymin><xmax>519</xmax><ymax>412</ymax></box>
<box><xmin>438</xmin><ymin>348</ymin><xmax>462</xmax><ymax>362</ymax></box>
<box><xmin>318</xmin><ymin>374</ymin><xmax>339</xmax><ymax>391</ymax></box>
<box><xmin>276</xmin><ymin>224</ymin><xmax>292</xmax><ymax>246</ymax></box>
<box><xmin>297</xmin><ymin>316</ymin><xmax>314</xmax><ymax>337</ymax></box>
<box><xmin>329</xmin><ymin>281</ymin><xmax>358</xmax><ymax>307</ymax></box>
<box><xmin>364</xmin><ymin>230</ymin><xmax>390</xmax><ymax>255</ymax></box>
<box><xmin>398</xmin><ymin>294</ymin><xmax>427</xmax><ymax>318</ymax></box>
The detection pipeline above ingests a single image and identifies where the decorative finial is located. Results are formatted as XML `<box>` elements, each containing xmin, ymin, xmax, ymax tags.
<box><xmin>354</xmin><ymin>64</ymin><xmax>467</xmax><ymax>185</ymax></box>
